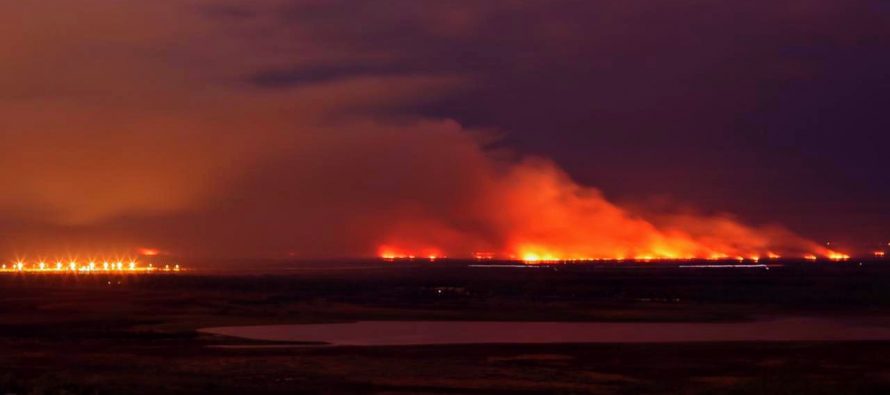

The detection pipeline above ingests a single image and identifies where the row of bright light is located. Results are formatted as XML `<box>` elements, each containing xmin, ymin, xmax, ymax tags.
<box><xmin>0</xmin><ymin>260</ymin><xmax>180</xmax><ymax>273</ymax></box>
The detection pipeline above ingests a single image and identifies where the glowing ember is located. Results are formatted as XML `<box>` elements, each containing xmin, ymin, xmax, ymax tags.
<box><xmin>473</xmin><ymin>252</ymin><xmax>495</xmax><ymax>260</ymax></box>
<box><xmin>378</xmin><ymin>245</ymin><xmax>443</xmax><ymax>262</ymax></box>
<box><xmin>827</xmin><ymin>252</ymin><xmax>851</xmax><ymax>261</ymax></box>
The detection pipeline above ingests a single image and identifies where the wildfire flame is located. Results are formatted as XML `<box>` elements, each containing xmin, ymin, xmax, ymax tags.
<box><xmin>378</xmin><ymin>246</ymin><xmax>444</xmax><ymax>262</ymax></box>
<box><xmin>375</xmin><ymin>160</ymin><xmax>845</xmax><ymax>263</ymax></box>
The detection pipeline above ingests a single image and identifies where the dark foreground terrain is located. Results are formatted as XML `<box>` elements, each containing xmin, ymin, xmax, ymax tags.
<box><xmin>1</xmin><ymin>260</ymin><xmax>890</xmax><ymax>394</ymax></box>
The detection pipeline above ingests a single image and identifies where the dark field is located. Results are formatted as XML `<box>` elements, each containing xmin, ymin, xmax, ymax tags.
<box><xmin>2</xmin><ymin>260</ymin><xmax>890</xmax><ymax>394</ymax></box>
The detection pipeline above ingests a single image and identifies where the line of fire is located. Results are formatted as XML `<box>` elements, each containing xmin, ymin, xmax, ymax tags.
<box><xmin>377</xmin><ymin>246</ymin><xmax>890</xmax><ymax>264</ymax></box>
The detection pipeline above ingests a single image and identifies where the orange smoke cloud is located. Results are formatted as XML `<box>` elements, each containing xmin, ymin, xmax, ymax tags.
<box><xmin>376</xmin><ymin>159</ymin><xmax>835</xmax><ymax>261</ymax></box>
<box><xmin>0</xmin><ymin>1</ymin><xmax>848</xmax><ymax>261</ymax></box>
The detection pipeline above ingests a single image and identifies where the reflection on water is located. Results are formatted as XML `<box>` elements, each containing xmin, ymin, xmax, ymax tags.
<box><xmin>202</xmin><ymin>317</ymin><xmax>890</xmax><ymax>346</ymax></box>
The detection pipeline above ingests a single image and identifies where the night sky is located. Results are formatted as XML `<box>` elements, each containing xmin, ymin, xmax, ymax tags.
<box><xmin>1</xmin><ymin>1</ymin><xmax>888</xmax><ymax>258</ymax></box>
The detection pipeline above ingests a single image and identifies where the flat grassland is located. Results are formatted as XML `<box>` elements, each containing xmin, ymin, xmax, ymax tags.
<box><xmin>1</xmin><ymin>261</ymin><xmax>889</xmax><ymax>394</ymax></box>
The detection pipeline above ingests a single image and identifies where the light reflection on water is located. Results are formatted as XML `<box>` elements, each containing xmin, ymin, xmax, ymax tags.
<box><xmin>202</xmin><ymin>317</ymin><xmax>890</xmax><ymax>346</ymax></box>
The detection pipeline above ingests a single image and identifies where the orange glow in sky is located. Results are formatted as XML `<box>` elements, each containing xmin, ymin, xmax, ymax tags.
<box><xmin>138</xmin><ymin>248</ymin><xmax>161</xmax><ymax>257</ymax></box>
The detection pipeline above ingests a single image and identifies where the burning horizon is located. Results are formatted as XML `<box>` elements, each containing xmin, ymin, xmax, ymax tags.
<box><xmin>375</xmin><ymin>159</ymin><xmax>844</xmax><ymax>262</ymax></box>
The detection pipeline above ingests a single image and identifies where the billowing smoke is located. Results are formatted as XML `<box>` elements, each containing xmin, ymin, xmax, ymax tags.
<box><xmin>371</xmin><ymin>152</ymin><xmax>828</xmax><ymax>261</ymax></box>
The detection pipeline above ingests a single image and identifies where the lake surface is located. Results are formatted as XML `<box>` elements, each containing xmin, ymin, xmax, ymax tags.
<box><xmin>202</xmin><ymin>317</ymin><xmax>890</xmax><ymax>346</ymax></box>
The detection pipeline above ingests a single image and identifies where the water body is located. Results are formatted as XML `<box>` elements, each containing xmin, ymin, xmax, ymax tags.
<box><xmin>202</xmin><ymin>317</ymin><xmax>890</xmax><ymax>346</ymax></box>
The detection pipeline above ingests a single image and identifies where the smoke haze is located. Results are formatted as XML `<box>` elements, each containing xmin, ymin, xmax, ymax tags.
<box><xmin>2</xmin><ymin>1</ymin><xmax>883</xmax><ymax>259</ymax></box>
